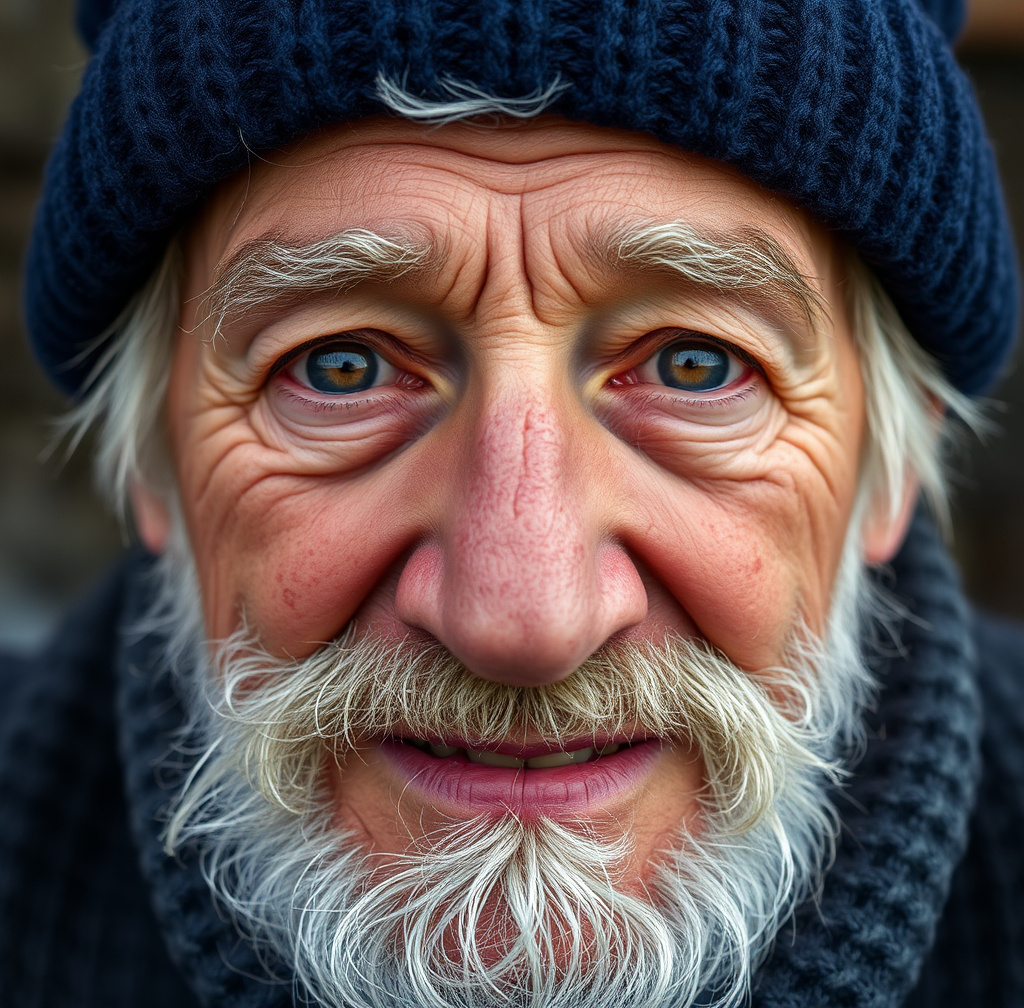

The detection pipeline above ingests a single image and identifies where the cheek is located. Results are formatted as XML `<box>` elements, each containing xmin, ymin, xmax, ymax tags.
<box><xmin>622</xmin><ymin>458</ymin><xmax>858</xmax><ymax>670</ymax></box>
<box><xmin>617</xmin><ymin>378</ymin><xmax>865</xmax><ymax>667</ymax></box>
<box><xmin>631</xmin><ymin>493</ymin><xmax>797</xmax><ymax>667</ymax></box>
<box><xmin>182</xmin><ymin>463</ymin><xmax>426</xmax><ymax>653</ymax></box>
<box><xmin>167</xmin><ymin>339</ymin><xmax>441</xmax><ymax>653</ymax></box>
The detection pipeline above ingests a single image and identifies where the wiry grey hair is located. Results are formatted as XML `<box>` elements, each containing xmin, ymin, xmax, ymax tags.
<box><xmin>159</xmin><ymin>553</ymin><xmax>868</xmax><ymax>1008</ymax></box>
<box><xmin>374</xmin><ymin>72</ymin><xmax>569</xmax><ymax>125</ymax></box>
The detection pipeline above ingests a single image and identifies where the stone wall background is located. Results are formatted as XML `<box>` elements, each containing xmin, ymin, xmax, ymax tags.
<box><xmin>0</xmin><ymin>0</ymin><xmax>1022</xmax><ymax>652</ymax></box>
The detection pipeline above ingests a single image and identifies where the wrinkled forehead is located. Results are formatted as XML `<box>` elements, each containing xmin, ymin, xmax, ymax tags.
<box><xmin>185</xmin><ymin>115</ymin><xmax>843</xmax><ymax>299</ymax></box>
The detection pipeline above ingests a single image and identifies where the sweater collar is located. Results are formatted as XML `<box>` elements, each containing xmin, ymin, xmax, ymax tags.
<box><xmin>115</xmin><ymin>512</ymin><xmax>981</xmax><ymax>1008</ymax></box>
<box><xmin>751</xmin><ymin>513</ymin><xmax>982</xmax><ymax>1006</ymax></box>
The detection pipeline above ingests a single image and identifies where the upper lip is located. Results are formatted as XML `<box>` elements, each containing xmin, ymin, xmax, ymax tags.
<box><xmin>387</xmin><ymin>732</ymin><xmax>648</xmax><ymax>758</ymax></box>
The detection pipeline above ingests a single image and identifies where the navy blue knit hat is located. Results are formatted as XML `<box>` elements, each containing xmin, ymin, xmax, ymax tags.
<box><xmin>26</xmin><ymin>0</ymin><xmax>1019</xmax><ymax>396</ymax></box>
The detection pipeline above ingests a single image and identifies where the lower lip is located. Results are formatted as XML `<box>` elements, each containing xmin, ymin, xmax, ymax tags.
<box><xmin>378</xmin><ymin>740</ymin><xmax>665</xmax><ymax>819</ymax></box>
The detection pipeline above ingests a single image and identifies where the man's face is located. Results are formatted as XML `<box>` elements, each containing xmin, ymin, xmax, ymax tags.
<box><xmin>163</xmin><ymin>116</ymin><xmax>869</xmax><ymax>875</ymax></box>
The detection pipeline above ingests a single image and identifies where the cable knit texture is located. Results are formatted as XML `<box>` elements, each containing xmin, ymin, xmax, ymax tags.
<box><xmin>24</xmin><ymin>0</ymin><xmax>1019</xmax><ymax>397</ymax></box>
<box><xmin>3</xmin><ymin>513</ymin><xmax>1022</xmax><ymax>1006</ymax></box>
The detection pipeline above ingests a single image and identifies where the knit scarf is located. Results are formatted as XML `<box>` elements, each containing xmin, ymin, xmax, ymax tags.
<box><xmin>113</xmin><ymin>512</ymin><xmax>981</xmax><ymax>1008</ymax></box>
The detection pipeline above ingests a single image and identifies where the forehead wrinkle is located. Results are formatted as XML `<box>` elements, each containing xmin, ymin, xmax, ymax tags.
<box><xmin>522</xmin><ymin>227</ymin><xmax>597</xmax><ymax>324</ymax></box>
<box><xmin>482</xmin><ymin>190</ymin><xmax>590</xmax><ymax>342</ymax></box>
<box><xmin>407</xmin><ymin>197</ymin><xmax>494</xmax><ymax>327</ymax></box>
<box><xmin>516</xmin><ymin>196</ymin><xmax>628</xmax><ymax>321</ymax></box>
<box><xmin>517</xmin><ymin>190</ymin><xmax>550</xmax><ymax>327</ymax></box>
<box><xmin>383</xmin><ymin>144</ymin><xmax>663</xmax><ymax>194</ymax></box>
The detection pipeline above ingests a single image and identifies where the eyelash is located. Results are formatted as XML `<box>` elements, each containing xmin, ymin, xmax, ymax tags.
<box><xmin>277</xmin><ymin>383</ymin><xmax>401</xmax><ymax>412</ymax></box>
<box><xmin>640</xmin><ymin>384</ymin><xmax>760</xmax><ymax>409</ymax></box>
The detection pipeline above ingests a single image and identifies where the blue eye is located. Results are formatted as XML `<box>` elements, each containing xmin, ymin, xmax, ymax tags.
<box><xmin>635</xmin><ymin>339</ymin><xmax>745</xmax><ymax>392</ymax></box>
<box><xmin>289</xmin><ymin>340</ymin><xmax>396</xmax><ymax>394</ymax></box>
<box><xmin>658</xmin><ymin>344</ymin><xmax>729</xmax><ymax>391</ymax></box>
<box><xmin>307</xmin><ymin>344</ymin><xmax>376</xmax><ymax>393</ymax></box>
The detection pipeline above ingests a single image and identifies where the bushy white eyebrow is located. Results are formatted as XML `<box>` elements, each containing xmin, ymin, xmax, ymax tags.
<box><xmin>611</xmin><ymin>220</ymin><xmax>827</xmax><ymax>334</ymax></box>
<box><xmin>204</xmin><ymin>220</ymin><xmax>823</xmax><ymax>351</ymax></box>
<box><xmin>202</xmin><ymin>229</ymin><xmax>433</xmax><ymax>342</ymax></box>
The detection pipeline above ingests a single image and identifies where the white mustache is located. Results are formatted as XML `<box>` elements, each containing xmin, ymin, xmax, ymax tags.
<box><xmin>206</xmin><ymin>625</ymin><xmax>836</xmax><ymax>836</ymax></box>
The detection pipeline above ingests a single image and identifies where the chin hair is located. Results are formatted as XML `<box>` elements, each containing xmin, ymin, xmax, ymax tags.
<box><xmin>166</xmin><ymin>798</ymin><xmax>828</xmax><ymax>1008</ymax></box>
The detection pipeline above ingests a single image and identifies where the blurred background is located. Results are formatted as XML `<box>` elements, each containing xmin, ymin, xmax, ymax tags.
<box><xmin>0</xmin><ymin>0</ymin><xmax>1022</xmax><ymax>653</ymax></box>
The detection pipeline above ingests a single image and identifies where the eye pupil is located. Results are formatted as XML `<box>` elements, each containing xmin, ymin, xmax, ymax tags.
<box><xmin>658</xmin><ymin>344</ymin><xmax>730</xmax><ymax>391</ymax></box>
<box><xmin>307</xmin><ymin>343</ymin><xmax>377</xmax><ymax>393</ymax></box>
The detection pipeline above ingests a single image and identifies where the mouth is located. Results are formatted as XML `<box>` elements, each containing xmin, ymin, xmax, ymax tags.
<box><xmin>405</xmin><ymin>736</ymin><xmax>630</xmax><ymax>767</ymax></box>
<box><xmin>377</xmin><ymin>735</ymin><xmax>665</xmax><ymax>820</ymax></box>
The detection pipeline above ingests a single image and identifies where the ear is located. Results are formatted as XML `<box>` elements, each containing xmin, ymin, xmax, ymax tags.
<box><xmin>860</xmin><ymin>474</ymin><xmax>920</xmax><ymax>565</ymax></box>
<box><xmin>129</xmin><ymin>480</ymin><xmax>171</xmax><ymax>554</ymax></box>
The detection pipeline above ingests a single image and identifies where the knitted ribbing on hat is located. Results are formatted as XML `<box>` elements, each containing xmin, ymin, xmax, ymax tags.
<box><xmin>25</xmin><ymin>0</ymin><xmax>1018</xmax><ymax>397</ymax></box>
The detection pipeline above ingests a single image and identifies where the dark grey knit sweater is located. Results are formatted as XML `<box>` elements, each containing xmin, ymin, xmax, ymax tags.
<box><xmin>2</xmin><ymin>515</ymin><xmax>1022</xmax><ymax>1007</ymax></box>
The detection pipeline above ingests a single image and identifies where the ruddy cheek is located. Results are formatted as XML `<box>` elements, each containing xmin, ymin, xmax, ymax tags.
<box><xmin>191</xmin><ymin>471</ymin><xmax>417</xmax><ymax>653</ymax></box>
<box><xmin>259</xmin><ymin>529</ymin><xmax>404</xmax><ymax>653</ymax></box>
<box><xmin>624</xmin><ymin>496</ymin><xmax>797</xmax><ymax>669</ymax></box>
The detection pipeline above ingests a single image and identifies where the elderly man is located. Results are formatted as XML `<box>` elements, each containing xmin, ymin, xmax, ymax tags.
<box><xmin>3</xmin><ymin>0</ymin><xmax>1023</xmax><ymax>1006</ymax></box>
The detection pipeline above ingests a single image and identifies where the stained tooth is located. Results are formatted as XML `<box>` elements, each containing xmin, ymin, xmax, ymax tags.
<box><xmin>427</xmin><ymin>744</ymin><xmax>460</xmax><ymax>758</ymax></box>
<box><xmin>526</xmin><ymin>752</ymin><xmax>573</xmax><ymax>769</ymax></box>
<box><xmin>526</xmin><ymin>747</ymin><xmax>595</xmax><ymax>769</ymax></box>
<box><xmin>466</xmin><ymin>749</ymin><xmax>525</xmax><ymax>768</ymax></box>
<box><xmin>596</xmin><ymin>743</ymin><xmax>621</xmax><ymax>756</ymax></box>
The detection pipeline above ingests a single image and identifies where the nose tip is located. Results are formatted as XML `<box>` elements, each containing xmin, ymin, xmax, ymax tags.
<box><xmin>396</xmin><ymin>540</ymin><xmax>647</xmax><ymax>686</ymax></box>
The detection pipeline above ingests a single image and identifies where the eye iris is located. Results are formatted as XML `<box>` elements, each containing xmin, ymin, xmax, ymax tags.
<box><xmin>658</xmin><ymin>344</ymin><xmax>729</xmax><ymax>391</ymax></box>
<box><xmin>306</xmin><ymin>344</ymin><xmax>377</xmax><ymax>393</ymax></box>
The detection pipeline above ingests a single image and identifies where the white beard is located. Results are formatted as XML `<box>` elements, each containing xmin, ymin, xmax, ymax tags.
<box><xmin>154</xmin><ymin>516</ymin><xmax>877</xmax><ymax>1008</ymax></box>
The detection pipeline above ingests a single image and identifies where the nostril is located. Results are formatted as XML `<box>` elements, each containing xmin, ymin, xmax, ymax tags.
<box><xmin>393</xmin><ymin>539</ymin><xmax>447</xmax><ymax>634</ymax></box>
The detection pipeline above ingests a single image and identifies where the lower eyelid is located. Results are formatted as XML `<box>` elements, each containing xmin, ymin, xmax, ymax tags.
<box><xmin>272</xmin><ymin>371</ymin><xmax>438</xmax><ymax>419</ymax></box>
<box><xmin>677</xmin><ymin>382</ymin><xmax>760</xmax><ymax>408</ymax></box>
<box><xmin>273</xmin><ymin>382</ymin><xmax>405</xmax><ymax>422</ymax></box>
<box><xmin>607</xmin><ymin>375</ymin><xmax>762</xmax><ymax>418</ymax></box>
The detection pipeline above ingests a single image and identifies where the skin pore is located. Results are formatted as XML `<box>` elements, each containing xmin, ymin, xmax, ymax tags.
<box><xmin>140</xmin><ymin>115</ymin><xmax>908</xmax><ymax>878</ymax></box>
